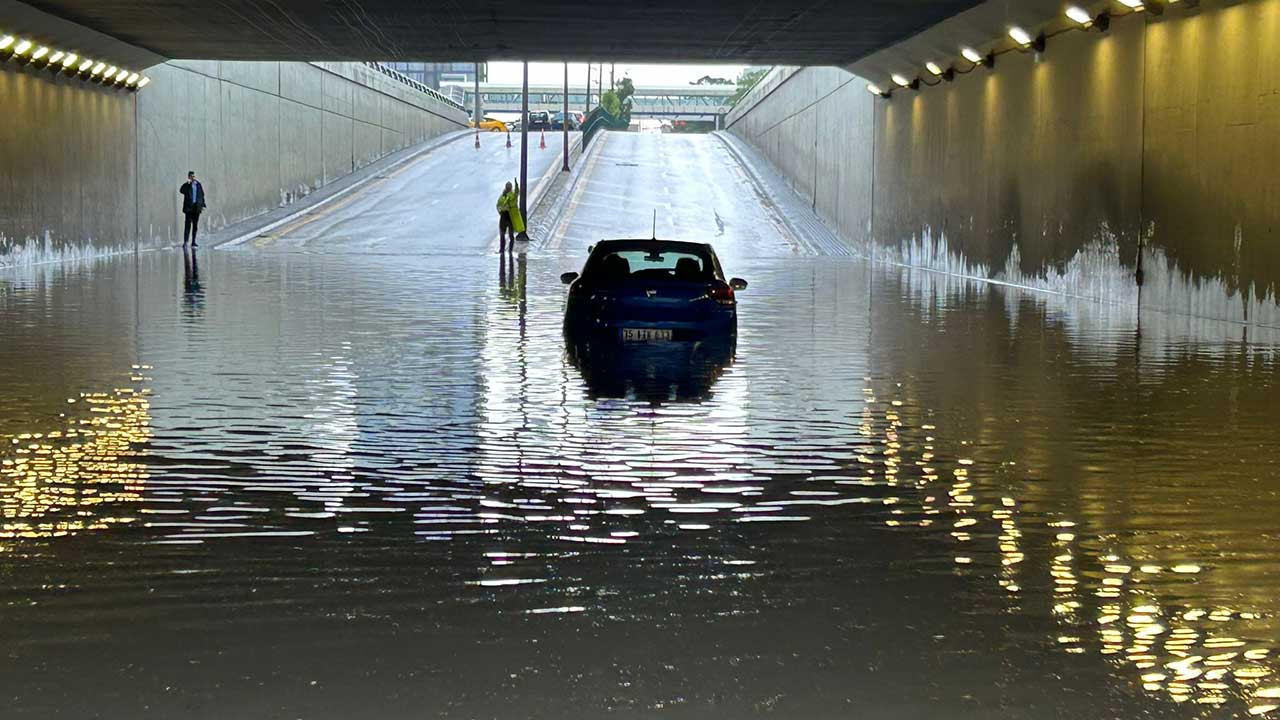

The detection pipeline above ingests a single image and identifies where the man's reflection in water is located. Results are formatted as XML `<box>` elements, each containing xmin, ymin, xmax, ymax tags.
<box><xmin>182</xmin><ymin>248</ymin><xmax>204</xmax><ymax>317</ymax></box>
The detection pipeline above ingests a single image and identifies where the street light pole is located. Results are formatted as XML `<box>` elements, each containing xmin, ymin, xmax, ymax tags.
<box><xmin>585</xmin><ymin>62</ymin><xmax>591</xmax><ymax>114</ymax></box>
<box><xmin>562</xmin><ymin>61</ymin><xmax>570</xmax><ymax>172</ymax></box>
<box><xmin>473</xmin><ymin>61</ymin><xmax>482</xmax><ymax>149</ymax></box>
<box><xmin>520</xmin><ymin>60</ymin><xmax>528</xmax><ymax>220</ymax></box>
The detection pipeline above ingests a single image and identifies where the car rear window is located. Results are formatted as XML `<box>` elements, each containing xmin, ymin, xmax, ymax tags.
<box><xmin>589</xmin><ymin>249</ymin><xmax>712</xmax><ymax>281</ymax></box>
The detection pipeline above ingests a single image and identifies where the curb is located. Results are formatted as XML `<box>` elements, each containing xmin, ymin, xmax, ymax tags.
<box><xmin>214</xmin><ymin>129</ymin><xmax>471</xmax><ymax>250</ymax></box>
<box><xmin>712</xmin><ymin>131</ymin><xmax>855</xmax><ymax>257</ymax></box>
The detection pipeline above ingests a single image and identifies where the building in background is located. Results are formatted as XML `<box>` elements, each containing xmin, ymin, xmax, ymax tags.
<box><xmin>384</xmin><ymin>62</ymin><xmax>485</xmax><ymax>90</ymax></box>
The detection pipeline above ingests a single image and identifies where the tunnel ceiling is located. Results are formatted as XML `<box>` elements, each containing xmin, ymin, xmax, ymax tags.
<box><xmin>21</xmin><ymin>0</ymin><xmax>984</xmax><ymax>65</ymax></box>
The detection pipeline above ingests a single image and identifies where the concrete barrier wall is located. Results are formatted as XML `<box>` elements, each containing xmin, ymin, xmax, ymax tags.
<box><xmin>0</xmin><ymin>69</ymin><xmax>138</xmax><ymax>265</ymax></box>
<box><xmin>725</xmin><ymin>67</ymin><xmax>875</xmax><ymax>244</ymax></box>
<box><xmin>872</xmin><ymin>17</ymin><xmax>1145</xmax><ymax>308</ymax></box>
<box><xmin>1</xmin><ymin>60</ymin><xmax>467</xmax><ymax>265</ymax></box>
<box><xmin>1140</xmin><ymin>1</ymin><xmax>1280</xmax><ymax>327</ymax></box>
<box><xmin>727</xmin><ymin>0</ymin><xmax>1280</xmax><ymax>328</ymax></box>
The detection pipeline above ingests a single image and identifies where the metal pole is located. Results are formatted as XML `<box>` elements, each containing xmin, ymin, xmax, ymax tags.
<box><xmin>610</xmin><ymin>62</ymin><xmax>615</xmax><ymax>90</ymax></box>
<box><xmin>520</xmin><ymin>60</ymin><xmax>529</xmax><ymax>220</ymax></box>
<box><xmin>474</xmin><ymin>61</ymin><xmax>482</xmax><ymax>149</ymax></box>
<box><xmin>585</xmin><ymin>63</ymin><xmax>591</xmax><ymax>113</ymax></box>
<box><xmin>474</xmin><ymin>62</ymin><xmax>482</xmax><ymax>126</ymax></box>
<box><xmin>562</xmin><ymin>62</ymin><xmax>570</xmax><ymax>172</ymax></box>
<box><xmin>597</xmin><ymin>63</ymin><xmax>603</xmax><ymax>105</ymax></box>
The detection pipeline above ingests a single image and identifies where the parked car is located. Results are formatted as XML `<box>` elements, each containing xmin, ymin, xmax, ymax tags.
<box><xmin>526</xmin><ymin>111</ymin><xmax>551</xmax><ymax>130</ymax></box>
<box><xmin>550</xmin><ymin>111</ymin><xmax>579</xmax><ymax>131</ymax></box>
<box><xmin>469</xmin><ymin>116</ymin><xmax>509</xmax><ymax>133</ymax></box>
<box><xmin>561</xmin><ymin>239</ymin><xmax>747</xmax><ymax>343</ymax></box>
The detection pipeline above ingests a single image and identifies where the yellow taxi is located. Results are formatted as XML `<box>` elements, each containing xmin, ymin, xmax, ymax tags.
<box><xmin>470</xmin><ymin>116</ymin><xmax>509</xmax><ymax>133</ymax></box>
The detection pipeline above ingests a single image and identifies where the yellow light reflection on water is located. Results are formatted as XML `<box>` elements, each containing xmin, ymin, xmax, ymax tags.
<box><xmin>864</xmin><ymin>379</ymin><xmax>1280</xmax><ymax>717</ymax></box>
<box><xmin>0</xmin><ymin>378</ymin><xmax>151</xmax><ymax>547</ymax></box>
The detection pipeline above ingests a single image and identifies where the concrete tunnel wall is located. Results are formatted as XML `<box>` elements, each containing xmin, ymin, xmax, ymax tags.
<box><xmin>1</xmin><ymin>60</ymin><xmax>468</xmax><ymax>265</ymax></box>
<box><xmin>726</xmin><ymin>0</ymin><xmax>1280</xmax><ymax>329</ymax></box>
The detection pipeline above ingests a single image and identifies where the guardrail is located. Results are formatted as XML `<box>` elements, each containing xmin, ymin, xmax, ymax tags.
<box><xmin>362</xmin><ymin>62</ymin><xmax>466</xmax><ymax>112</ymax></box>
<box><xmin>582</xmin><ymin>105</ymin><xmax>631</xmax><ymax>147</ymax></box>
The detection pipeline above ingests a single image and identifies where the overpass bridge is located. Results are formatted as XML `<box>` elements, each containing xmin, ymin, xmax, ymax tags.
<box><xmin>459</xmin><ymin>83</ymin><xmax>736</xmax><ymax>121</ymax></box>
<box><xmin>5</xmin><ymin>0</ymin><xmax>978</xmax><ymax>65</ymax></box>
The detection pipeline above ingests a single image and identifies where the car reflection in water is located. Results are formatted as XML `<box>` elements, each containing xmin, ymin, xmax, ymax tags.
<box><xmin>565</xmin><ymin>332</ymin><xmax>735</xmax><ymax>402</ymax></box>
<box><xmin>561</xmin><ymin>239</ymin><xmax>745</xmax><ymax>402</ymax></box>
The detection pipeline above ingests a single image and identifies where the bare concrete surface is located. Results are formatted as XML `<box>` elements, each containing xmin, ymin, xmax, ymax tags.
<box><xmin>205</xmin><ymin>130</ymin><xmax>470</xmax><ymax>250</ymax></box>
<box><xmin>237</xmin><ymin>130</ymin><xmax>571</xmax><ymax>255</ymax></box>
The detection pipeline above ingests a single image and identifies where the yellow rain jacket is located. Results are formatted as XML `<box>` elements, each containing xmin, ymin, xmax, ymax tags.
<box><xmin>501</xmin><ymin>185</ymin><xmax>526</xmax><ymax>234</ymax></box>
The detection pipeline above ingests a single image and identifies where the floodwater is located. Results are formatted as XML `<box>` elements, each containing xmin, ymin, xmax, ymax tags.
<box><xmin>2</xmin><ymin>133</ymin><xmax>1279</xmax><ymax>719</ymax></box>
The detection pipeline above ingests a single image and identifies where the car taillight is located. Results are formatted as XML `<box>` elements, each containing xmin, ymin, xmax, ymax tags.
<box><xmin>709</xmin><ymin>283</ymin><xmax>735</xmax><ymax>306</ymax></box>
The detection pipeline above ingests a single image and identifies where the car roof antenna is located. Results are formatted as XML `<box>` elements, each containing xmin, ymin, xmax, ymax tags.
<box><xmin>651</xmin><ymin>209</ymin><xmax>657</xmax><ymax>241</ymax></box>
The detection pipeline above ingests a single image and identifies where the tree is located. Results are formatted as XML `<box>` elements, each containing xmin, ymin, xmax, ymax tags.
<box><xmin>728</xmin><ymin>67</ymin><xmax>770</xmax><ymax>107</ymax></box>
<box><xmin>615</xmin><ymin>77</ymin><xmax>635</xmax><ymax>105</ymax></box>
<box><xmin>692</xmin><ymin>75</ymin><xmax>733</xmax><ymax>85</ymax></box>
<box><xmin>601</xmin><ymin>90</ymin><xmax>621</xmax><ymax>116</ymax></box>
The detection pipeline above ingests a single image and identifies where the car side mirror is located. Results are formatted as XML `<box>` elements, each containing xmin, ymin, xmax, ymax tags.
<box><xmin>561</xmin><ymin>271</ymin><xmax>579</xmax><ymax>285</ymax></box>
<box><xmin>730</xmin><ymin>278</ymin><xmax>748</xmax><ymax>291</ymax></box>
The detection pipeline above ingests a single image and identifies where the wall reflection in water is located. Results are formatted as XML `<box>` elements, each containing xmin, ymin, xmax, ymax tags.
<box><xmin>866</xmin><ymin>266</ymin><xmax>1280</xmax><ymax>715</ymax></box>
<box><xmin>0</xmin><ymin>374</ymin><xmax>151</xmax><ymax>547</ymax></box>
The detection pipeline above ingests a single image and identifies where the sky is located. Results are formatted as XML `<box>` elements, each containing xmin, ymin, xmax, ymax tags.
<box><xmin>486</xmin><ymin>61</ymin><xmax>751</xmax><ymax>88</ymax></box>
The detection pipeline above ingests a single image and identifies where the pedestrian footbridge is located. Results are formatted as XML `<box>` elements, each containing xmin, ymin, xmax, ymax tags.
<box><xmin>462</xmin><ymin>83</ymin><xmax>737</xmax><ymax>122</ymax></box>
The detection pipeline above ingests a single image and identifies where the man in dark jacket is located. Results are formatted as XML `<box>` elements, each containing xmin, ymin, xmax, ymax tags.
<box><xmin>180</xmin><ymin>171</ymin><xmax>207</xmax><ymax>247</ymax></box>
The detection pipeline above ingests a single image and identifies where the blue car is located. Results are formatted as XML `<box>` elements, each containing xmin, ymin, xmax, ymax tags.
<box><xmin>561</xmin><ymin>239</ymin><xmax>746</xmax><ymax>342</ymax></box>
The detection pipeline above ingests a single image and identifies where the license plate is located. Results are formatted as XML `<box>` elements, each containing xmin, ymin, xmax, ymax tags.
<box><xmin>622</xmin><ymin>328</ymin><xmax>673</xmax><ymax>341</ymax></box>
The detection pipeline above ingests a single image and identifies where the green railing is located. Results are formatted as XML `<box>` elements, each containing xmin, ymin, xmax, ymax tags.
<box><xmin>581</xmin><ymin>105</ymin><xmax>631</xmax><ymax>147</ymax></box>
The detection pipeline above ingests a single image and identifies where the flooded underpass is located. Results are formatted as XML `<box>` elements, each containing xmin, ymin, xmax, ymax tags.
<box><xmin>2</xmin><ymin>133</ymin><xmax>1279</xmax><ymax>719</ymax></box>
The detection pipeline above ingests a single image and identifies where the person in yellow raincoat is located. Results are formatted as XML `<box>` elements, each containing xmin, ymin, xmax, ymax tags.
<box><xmin>496</xmin><ymin>182</ymin><xmax>516</xmax><ymax>253</ymax></box>
<box><xmin>496</xmin><ymin>181</ymin><xmax>527</xmax><ymax>253</ymax></box>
